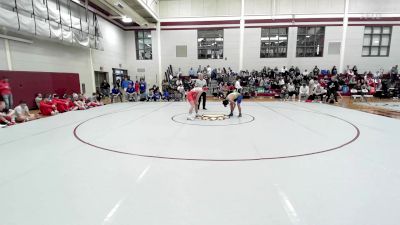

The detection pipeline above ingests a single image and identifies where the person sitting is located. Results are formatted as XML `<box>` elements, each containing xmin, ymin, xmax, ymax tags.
<box><xmin>287</xmin><ymin>82</ymin><xmax>296</xmax><ymax>101</ymax></box>
<box><xmin>326</xmin><ymin>76</ymin><xmax>340</xmax><ymax>103</ymax></box>
<box><xmin>86</xmin><ymin>93</ymin><xmax>103</xmax><ymax>108</ymax></box>
<box><xmin>40</xmin><ymin>95</ymin><xmax>59</xmax><ymax>116</ymax></box>
<box><xmin>147</xmin><ymin>89</ymin><xmax>154</xmax><ymax>101</ymax></box>
<box><xmin>298</xmin><ymin>83</ymin><xmax>309</xmax><ymax>101</ymax></box>
<box><xmin>0</xmin><ymin>100</ymin><xmax>16</xmax><ymax>127</ymax></box>
<box><xmin>35</xmin><ymin>93</ymin><xmax>43</xmax><ymax>109</ymax></box>
<box><xmin>111</xmin><ymin>86</ymin><xmax>122</xmax><ymax>103</ymax></box>
<box><xmin>52</xmin><ymin>94</ymin><xmax>71</xmax><ymax>113</ymax></box>
<box><xmin>153</xmin><ymin>89</ymin><xmax>161</xmax><ymax>101</ymax></box>
<box><xmin>177</xmin><ymin>84</ymin><xmax>185</xmax><ymax>101</ymax></box>
<box><xmin>280</xmin><ymin>86</ymin><xmax>289</xmax><ymax>101</ymax></box>
<box><xmin>315</xmin><ymin>84</ymin><xmax>326</xmax><ymax>102</ymax></box>
<box><xmin>126</xmin><ymin>84</ymin><xmax>137</xmax><ymax>102</ymax></box>
<box><xmin>163</xmin><ymin>90</ymin><xmax>171</xmax><ymax>101</ymax></box>
<box><xmin>72</xmin><ymin>94</ymin><xmax>87</xmax><ymax>110</ymax></box>
<box><xmin>100</xmin><ymin>80</ymin><xmax>110</xmax><ymax>98</ymax></box>
<box><xmin>14</xmin><ymin>101</ymin><xmax>37</xmax><ymax>122</ymax></box>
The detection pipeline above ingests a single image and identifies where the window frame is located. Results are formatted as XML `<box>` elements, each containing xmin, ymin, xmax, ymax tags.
<box><xmin>362</xmin><ymin>26</ymin><xmax>392</xmax><ymax>57</ymax></box>
<box><xmin>135</xmin><ymin>30</ymin><xmax>152</xmax><ymax>60</ymax></box>
<box><xmin>296</xmin><ymin>26</ymin><xmax>325</xmax><ymax>57</ymax></box>
<box><xmin>197</xmin><ymin>29</ymin><xmax>224</xmax><ymax>60</ymax></box>
<box><xmin>260</xmin><ymin>27</ymin><xmax>288</xmax><ymax>58</ymax></box>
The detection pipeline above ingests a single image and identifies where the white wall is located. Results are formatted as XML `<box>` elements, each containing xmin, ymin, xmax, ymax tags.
<box><xmin>243</xmin><ymin>26</ymin><xmax>342</xmax><ymax>72</ymax></box>
<box><xmin>125</xmin><ymin>30</ymin><xmax>159</xmax><ymax>87</ymax></box>
<box><xmin>91</xmin><ymin>17</ymin><xmax>128</xmax><ymax>87</ymax></box>
<box><xmin>0</xmin><ymin>40</ymin><xmax>7</xmax><ymax>70</ymax></box>
<box><xmin>349</xmin><ymin>0</ymin><xmax>400</xmax><ymax>13</ymax></box>
<box><xmin>1</xmin><ymin>17</ymin><xmax>128</xmax><ymax>94</ymax></box>
<box><xmin>160</xmin><ymin>28</ymin><xmax>240</xmax><ymax>74</ymax></box>
<box><xmin>160</xmin><ymin>0</ymin><xmax>241</xmax><ymax>18</ymax></box>
<box><xmin>344</xmin><ymin>26</ymin><xmax>400</xmax><ymax>73</ymax></box>
<box><xmin>8</xmin><ymin>38</ymin><xmax>93</xmax><ymax>91</ymax></box>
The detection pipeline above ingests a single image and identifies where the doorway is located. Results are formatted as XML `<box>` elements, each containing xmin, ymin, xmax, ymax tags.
<box><xmin>94</xmin><ymin>71</ymin><xmax>108</xmax><ymax>93</ymax></box>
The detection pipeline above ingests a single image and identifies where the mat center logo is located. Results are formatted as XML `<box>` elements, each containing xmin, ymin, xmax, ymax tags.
<box><xmin>195</xmin><ymin>114</ymin><xmax>229</xmax><ymax>121</ymax></box>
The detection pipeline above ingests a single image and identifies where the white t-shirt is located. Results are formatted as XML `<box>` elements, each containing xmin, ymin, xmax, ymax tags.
<box><xmin>235</xmin><ymin>80</ymin><xmax>242</xmax><ymax>90</ymax></box>
<box><xmin>14</xmin><ymin>105</ymin><xmax>29</xmax><ymax>117</ymax></box>
<box><xmin>195</xmin><ymin>79</ymin><xmax>207</xmax><ymax>88</ymax></box>
<box><xmin>299</xmin><ymin>86</ymin><xmax>309</xmax><ymax>95</ymax></box>
<box><xmin>207</xmin><ymin>67</ymin><xmax>212</xmax><ymax>75</ymax></box>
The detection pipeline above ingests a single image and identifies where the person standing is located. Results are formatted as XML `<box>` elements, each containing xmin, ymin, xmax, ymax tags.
<box><xmin>100</xmin><ymin>80</ymin><xmax>110</xmax><ymax>98</ymax></box>
<box><xmin>189</xmin><ymin>67</ymin><xmax>196</xmax><ymax>78</ymax></box>
<box><xmin>195</xmin><ymin>73</ymin><xmax>207</xmax><ymax>110</ymax></box>
<box><xmin>0</xmin><ymin>78</ymin><xmax>13</xmax><ymax>110</ymax></box>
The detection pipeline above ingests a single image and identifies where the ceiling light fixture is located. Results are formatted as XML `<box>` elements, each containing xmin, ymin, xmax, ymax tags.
<box><xmin>122</xmin><ymin>16</ymin><xmax>133</xmax><ymax>23</ymax></box>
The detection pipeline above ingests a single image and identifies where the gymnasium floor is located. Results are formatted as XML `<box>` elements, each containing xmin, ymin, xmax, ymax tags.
<box><xmin>1</xmin><ymin>101</ymin><xmax>399</xmax><ymax>225</ymax></box>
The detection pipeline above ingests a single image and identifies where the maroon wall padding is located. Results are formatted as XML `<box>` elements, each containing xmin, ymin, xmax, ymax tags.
<box><xmin>0</xmin><ymin>71</ymin><xmax>80</xmax><ymax>109</ymax></box>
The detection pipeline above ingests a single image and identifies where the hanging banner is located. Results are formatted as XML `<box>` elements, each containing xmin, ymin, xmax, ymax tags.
<box><xmin>62</xmin><ymin>26</ymin><xmax>73</xmax><ymax>43</ymax></box>
<box><xmin>0</xmin><ymin>7</ymin><xmax>19</xmax><ymax>30</ymax></box>
<box><xmin>36</xmin><ymin>17</ymin><xmax>51</xmax><ymax>37</ymax></box>
<box><xmin>33</xmin><ymin>0</ymin><xmax>48</xmax><ymax>19</ymax></box>
<box><xmin>16</xmin><ymin>0</ymin><xmax>33</xmax><ymax>13</ymax></box>
<box><xmin>50</xmin><ymin>21</ymin><xmax>62</xmax><ymax>40</ymax></box>
<box><xmin>18</xmin><ymin>14</ymin><xmax>35</xmax><ymax>34</ymax></box>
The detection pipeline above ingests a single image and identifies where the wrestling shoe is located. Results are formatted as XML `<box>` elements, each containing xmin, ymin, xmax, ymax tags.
<box><xmin>187</xmin><ymin>116</ymin><xmax>195</xmax><ymax>121</ymax></box>
<box><xmin>228</xmin><ymin>112</ymin><xmax>233</xmax><ymax>117</ymax></box>
<box><xmin>238</xmin><ymin>113</ymin><xmax>242</xmax><ymax>117</ymax></box>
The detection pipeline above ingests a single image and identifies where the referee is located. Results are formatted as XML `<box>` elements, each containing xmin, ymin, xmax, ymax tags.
<box><xmin>195</xmin><ymin>73</ymin><xmax>207</xmax><ymax>110</ymax></box>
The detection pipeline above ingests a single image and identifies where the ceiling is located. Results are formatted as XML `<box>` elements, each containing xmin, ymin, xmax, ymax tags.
<box><xmin>87</xmin><ymin>0</ymin><xmax>158</xmax><ymax>29</ymax></box>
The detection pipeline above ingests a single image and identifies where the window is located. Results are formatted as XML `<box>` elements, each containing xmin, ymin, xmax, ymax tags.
<box><xmin>296</xmin><ymin>26</ymin><xmax>325</xmax><ymax>57</ymax></box>
<box><xmin>198</xmin><ymin>29</ymin><xmax>223</xmax><ymax>59</ymax></box>
<box><xmin>260</xmin><ymin>27</ymin><xmax>288</xmax><ymax>58</ymax></box>
<box><xmin>362</xmin><ymin>26</ymin><xmax>391</xmax><ymax>57</ymax></box>
<box><xmin>135</xmin><ymin>30</ymin><xmax>152</xmax><ymax>60</ymax></box>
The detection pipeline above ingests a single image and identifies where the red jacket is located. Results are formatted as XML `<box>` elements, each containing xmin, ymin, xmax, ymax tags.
<box><xmin>0</xmin><ymin>81</ymin><xmax>12</xmax><ymax>95</ymax></box>
<box><xmin>40</xmin><ymin>101</ymin><xmax>55</xmax><ymax>116</ymax></box>
<box><xmin>53</xmin><ymin>99</ymin><xmax>69</xmax><ymax>112</ymax></box>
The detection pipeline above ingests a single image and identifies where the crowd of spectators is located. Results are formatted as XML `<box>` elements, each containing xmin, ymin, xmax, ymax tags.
<box><xmin>1</xmin><ymin>64</ymin><xmax>399</xmax><ymax>128</ymax></box>
<box><xmin>162</xmin><ymin>64</ymin><xmax>400</xmax><ymax>103</ymax></box>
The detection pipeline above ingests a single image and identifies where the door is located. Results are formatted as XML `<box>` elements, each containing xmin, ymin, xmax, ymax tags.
<box><xmin>94</xmin><ymin>71</ymin><xmax>108</xmax><ymax>93</ymax></box>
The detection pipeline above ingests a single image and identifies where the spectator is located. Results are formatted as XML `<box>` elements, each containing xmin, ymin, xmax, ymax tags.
<box><xmin>299</xmin><ymin>83</ymin><xmax>309</xmax><ymax>101</ymax></box>
<box><xmin>234</xmin><ymin>76</ymin><xmax>243</xmax><ymax>93</ymax></box>
<box><xmin>111</xmin><ymin>86</ymin><xmax>122</xmax><ymax>103</ymax></box>
<box><xmin>189</xmin><ymin>67</ymin><xmax>196</xmax><ymax>78</ymax></box>
<box><xmin>35</xmin><ymin>93</ymin><xmax>43</xmax><ymax>108</ymax></box>
<box><xmin>100</xmin><ymin>80</ymin><xmax>110</xmax><ymax>98</ymax></box>
<box><xmin>206</xmin><ymin>65</ymin><xmax>212</xmax><ymax>76</ymax></box>
<box><xmin>126</xmin><ymin>84</ymin><xmax>137</xmax><ymax>102</ymax></box>
<box><xmin>352</xmin><ymin>65</ymin><xmax>358</xmax><ymax>75</ymax></box>
<box><xmin>177</xmin><ymin>84</ymin><xmax>185</xmax><ymax>101</ymax></box>
<box><xmin>287</xmin><ymin>82</ymin><xmax>296</xmax><ymax>101</ymax></box>
<box><xmin>40</xmin><ymin>95</ymin><xmax>59</xmax><ymax>116</ymax></box>
<box><xmin>0</xmin><ymin>78</ymin><xmax>13</xmax><ymax>110</ymax></box>
<box><xmin>53</xmin><ymin>95</ymin><xmax>71</xmax><ymax>113</ymax></box>
<box><xmin>313</xmin><ymin>66</ymin><xmax>320</xmax><ymax>76</ymax></box>
<box><xmin>139</xmin><ymin>79</ymin><xmax>147</xmax><ymax>100</ymax></box>
<box><xmin>280</xmin><ymin>86</ymin><xmax>289</xmax><ymax>101</ymax></box>
<box><xmin>332</xmin><ymin>66</ymin><xmax>338</xmax><ymax>75</ymax></box>
<box><xmin>315</xmin><ymin>84</ymin><xmax>325</xmax><ymax>102</ymax></box>
<box><xmin>0</xmin><ymin>100</ymin><xmax>16</xmax><ymax>127</ymax></box>
<box><xmin>326</xmin><ymin>76</ymin><xmax>340</xmax><ymax>103</ymax></box>
<box><xmin>163</xmin><ymin>90</ymin><xmax>171</xmax><ymax>101</ymax></box>
<box><xmin>14</xmin><ymin>101</ymin><xmax>36</xmax><ymax>122</ymax></box>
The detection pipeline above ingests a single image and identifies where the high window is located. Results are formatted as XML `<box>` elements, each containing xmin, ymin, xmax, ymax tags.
<box><xmin>362</xmin><ymin>26</ymin><xmax>391</xmax><ymax>57</ymax></box>
<box><xmin>135</xmin><ymin>30</ymin><xmax>152</xmax><ymax>60</ymax></box>
<box><xmin>197</xmin><ymin>29</ymin><xmax>224</xmax><ymax>59</ymax></box>
<box><xmin>296</xmin><ymin>27</ymin><xmax>325</xmax><ymax>57</ymax></box>
<box><xmin>260</xmin><ymin>27</ymin><xmax>288</xmax><ymax>58</ymax></box>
